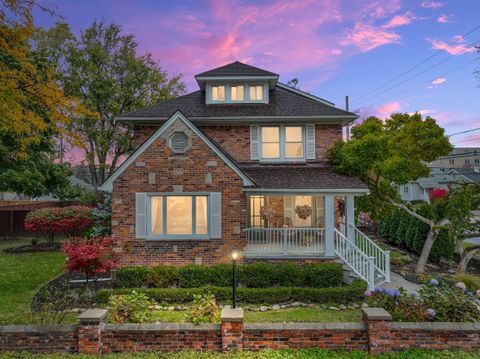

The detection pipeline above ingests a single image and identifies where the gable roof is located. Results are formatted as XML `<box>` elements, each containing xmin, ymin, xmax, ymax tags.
<box><xmin>195</xmin><ymin>61</ymin><xmax>278</xmax><ymax>78</ymax></box>
<box><xmin>116</xmin><ymin>85</ymin><xmax>357</xmax><ymax>124</ymax></box>
<box><xmin>99</xmin><ymin>111</ymin><xmax>255</xmax><ymax>192</ymax></box>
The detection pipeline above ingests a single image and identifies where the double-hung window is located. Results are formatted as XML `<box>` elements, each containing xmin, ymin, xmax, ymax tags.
<box><xmin>249</xmin><ymin>85</ymin><xmax>263</xmax><ymax>101</ymax></box>
<box><xmin>149</xmin><ymin>194</ymin><xmax>209</xmax><ymax>238</ymax></box>
<box><xmin>260</xmin><ymin>126</ymin><xmax>304</xmax><ymax>160</ymax></box>
<box><xmin>231</xmin><ymin>85</ymin><xmax>244</xmax><ymax>101</ymax></box>
<box><xmin>211</xmin><ymin>86</ymin><xmax>225</xmax><ymax>101</ymax></box>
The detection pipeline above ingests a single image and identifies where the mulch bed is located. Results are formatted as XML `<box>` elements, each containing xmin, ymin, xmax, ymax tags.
<box><xmin>3</xmin><ymin>242</ymin><xmax>62</xmax><ymax>254</ymax></box>
<box><xmin>32</xmin><ymin>272</ymin><xmax>115</xmax><ymax>311</ymax></box>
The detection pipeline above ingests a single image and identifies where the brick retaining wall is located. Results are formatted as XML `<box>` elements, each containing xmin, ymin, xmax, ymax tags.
<box><xmin>1</xmin><ymin>308</ymin><xmax>479</xmax><ymax>354</ymax></box>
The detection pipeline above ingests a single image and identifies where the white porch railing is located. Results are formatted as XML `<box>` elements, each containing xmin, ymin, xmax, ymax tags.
<box><xmin>245</xmin><ymin>227</ymin><xmax>325</xmax><ymax>257</ymax></box>
<box><xmin>349</xmin><ymin>224</ymin><xmax>390</xmax><ymax>283</ymax></box>
<box><xmin>334</xmin><ymin>228</ymin><xmax>375</xmax><ymax>290</ymax></box>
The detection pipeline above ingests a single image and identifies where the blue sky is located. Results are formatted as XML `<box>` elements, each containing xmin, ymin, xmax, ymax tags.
<box><xmin>35</xmin><ymin>0</ymin><xmax>480</xmax><ymax>146</ymax></box>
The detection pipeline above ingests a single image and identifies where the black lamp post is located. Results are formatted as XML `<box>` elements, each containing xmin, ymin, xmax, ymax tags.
<box><xmin>231</xmin><ymin>251</ymin><xmax>239</xmax><ymax>309</ymax></box>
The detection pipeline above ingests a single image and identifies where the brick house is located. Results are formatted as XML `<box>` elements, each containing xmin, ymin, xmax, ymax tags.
<box><xmin>100</xmin><ymin>62</ymin><xmax>389</xmax><ymax>289</ymax></box>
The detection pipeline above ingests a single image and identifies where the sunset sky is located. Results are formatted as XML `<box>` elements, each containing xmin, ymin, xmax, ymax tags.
<box><xmin>35</xmin><ymin>0</ymin><xmax>480</xmax><ymax>148</ymax></box>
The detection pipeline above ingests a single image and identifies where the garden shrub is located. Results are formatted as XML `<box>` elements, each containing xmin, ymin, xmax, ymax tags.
<box><xmin>147</xmin><ymin>265</ymin><xmax>178</xmax><ymax>288</ymax></box>
<box><xmin>378</xmin><ymin>207</ymin><xmax>454</xmax><ymax>263</ymax></box>
<box><xmin>109</xmin><ymin>290</ymin><xmax>153</xmax><ymax>323</ymax></box>
<box><xmin>114</xmin><ymin>262</ymin><xmax>343</xmax><ymax>288</ymax></box>
<box><xmin>184</xmin><ymin>292</ymin><xmax>220</xmax><ymax>324</ymax></box>
<box><xmin>97</xmin><ymin>279</ymin><xmax>367</xmax><ymax>305</ymax></box>
<box><xmin>365</xmin><ymin>279</ymin><xmax>480</xmax><ymax>322</ymax></box>
<box><xmin>116</xmin><ymin>266</ymin><xmax>149</xmax><ymax>288</ymax></box>
<box><xmin>451</xmin><ymin>273</ymin><xmax>480</xmax><ymax>291</ymax></box>
<box><xmin>25</xmin><ymin>205</ymin><xmax>94</xmax><ymax>242</ymax></box>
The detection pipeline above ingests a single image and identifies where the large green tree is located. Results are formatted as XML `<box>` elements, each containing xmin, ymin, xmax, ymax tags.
<box><xmin>0</xmin><ymin>0</ymin><xmax>84</xmax><ymax>196</ymax></box>
<box><xmin>330</xmin><ymin>113</ymin><xmax>453</xmax><ymax>273</ymax></box>
<box><xmin>34</xmin><ymin>21</ymin><xmax>186</xmax><ymax>187</ymax></box>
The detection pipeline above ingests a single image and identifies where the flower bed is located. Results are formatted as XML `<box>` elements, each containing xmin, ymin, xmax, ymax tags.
<box><xmin>365</xmin><ymin>278</ymin><xmax>480</xmax><ymax>322</ymax></box>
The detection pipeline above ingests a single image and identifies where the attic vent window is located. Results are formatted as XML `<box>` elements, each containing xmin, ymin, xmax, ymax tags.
<box><xmin>169</xmin><ymin>132</ymin><xmax>189</xmax><ymax>153</ymax></box>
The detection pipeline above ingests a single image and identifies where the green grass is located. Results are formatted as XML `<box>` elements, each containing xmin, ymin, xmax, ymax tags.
<box><xmin>150</xmin><ymin>308</ymin><xmax>362</xmax><ymax>323</ymax></box>
<box><xmin>0</xmin><ymin>239</ymin><xmax>66</xmax><ymax>324</ymax></box>
<box><xmin>1</xmin><ymin>349</ymin><xmax>480</xmax><ymax>358</ymax></box>
<box><xmin>451</xmin><ymin>273</ymin><xmax>480</xmax><ymax>291</ymax></box>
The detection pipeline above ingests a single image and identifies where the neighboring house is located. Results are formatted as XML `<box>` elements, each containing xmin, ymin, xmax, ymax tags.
<box><xmin>429</xmin><ymin>147</ymin><xmax>480</xmax><ymax>169</ymax></box>
<box><xmin>100</xmin><ymin>62</ymin><xmax>388</xmax><ymax>289</ymax></box>
<box><xmin>399</xmin><ymin>167</ymin><xmax>480</xmax><ymax>202</ymax></box>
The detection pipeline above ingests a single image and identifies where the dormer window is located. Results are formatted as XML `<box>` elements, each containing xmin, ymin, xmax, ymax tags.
<box><xmin>249</xmin><ymin>85</ymin><xmax>264</xmax><ymax>101</ymax></box>
<box><xmin>231</xmin><ymin>85</ymin><xmax>244</xmax><ymax>101</ymax></box>
<box><xmin>211</xmin><ymin>85</ymin><xmax>225</xmax><ymax>101</ymax></box>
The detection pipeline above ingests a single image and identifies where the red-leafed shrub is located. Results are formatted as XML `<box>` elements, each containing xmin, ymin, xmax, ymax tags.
<box><xmin>25</xmin><ymin>206</ymin><xmax>94</xmax><ymax>242</ymax></box>
<box><xmin>63</xmin><ymin>237</ymin><xmax>117</xmax><ymax>281</ymax></box>
<box><xmin>429</xmin><ymin>188</ymin><xmax>448</xmax><ymax>202</ymax></box>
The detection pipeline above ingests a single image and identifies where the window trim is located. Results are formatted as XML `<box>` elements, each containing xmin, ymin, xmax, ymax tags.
<box><xmin>260</xmin><ymin>125</ymin><xmax>306</xmax><ymax>162</ymax></box>
<box><xmin>206</xmin><ymin>83</ymin><xmax>269</xmax><ymax>104</ymax></box>
<box><xmin>146</xmin><ymin>192</ymin><xmax>211</xmax><ymax>240</ymax></box>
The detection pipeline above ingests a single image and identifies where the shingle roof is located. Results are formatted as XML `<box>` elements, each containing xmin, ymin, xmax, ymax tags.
<box><xmin>195</xmin><ymin>61</ymin><xmax>278</xmax><ymax>78</ymax></box>
<box><xmin>239</xmin><ymin>165</ymin><xmax>368</xmax><ymax>190</ymax></box>
<box><xmin>117</xmin><ymin>86</ymin><xmax>356</xmax><ymax>120</ymax></box>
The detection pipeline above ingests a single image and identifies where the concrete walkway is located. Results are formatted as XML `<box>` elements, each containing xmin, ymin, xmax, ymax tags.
<box><xmin>380</xmin><ymin>272</ymin><xmax>421</xmax><ymax>292</ymax></box>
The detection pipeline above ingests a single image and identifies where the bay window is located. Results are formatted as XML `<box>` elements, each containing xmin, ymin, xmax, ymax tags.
<box><xmin>260</xmin><ymin>126</ymin><xmax>304</xmax><ymax>160</ymax></box>
<box><xmin>149</xmin><ymin>194</ymin><xmax>209</xmax><ymax>238</ymax></box>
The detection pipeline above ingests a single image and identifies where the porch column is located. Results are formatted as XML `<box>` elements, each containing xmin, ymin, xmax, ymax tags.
<box><xmin>324</xmin><ymin>195</ymin><xmax>335</xmax><ymax>256</ymax></box>
<box><xmin>345</xmin><ymin>195</ymin><xmax>355</xmax><ymax>242</ymax></box>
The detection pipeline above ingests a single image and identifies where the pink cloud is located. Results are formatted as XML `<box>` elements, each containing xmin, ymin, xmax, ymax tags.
<box><xmin>340</xmin><ymin>22</ymin><xmax>401</xmax><ymax>52</ymax></box>
<box><xmin>432</xmin><ymin>77</ymin><xmax>447</xmax><ymax>85</ymax></box>
<box><xmin>437</xmin><ymin>14</ymin><xmax>450</xmax><ymax>23</ymax></box>
<box><xmin>375</xmin><ymin>102</ymin><xmax>401</xmax><ymax>119</ymax></box>
<box><xmin>429</xmin><ymin>38</ymin><xmax>476</xmax><ymax>55</ymax></box>
<box><xmin>383</xmin><ymin>12</ymin><xmax>416</xmax><ymax>29</ymax></box>
<box><xmin>421</xmin><ymin>1</ymin><xmax>445</xmax><ymax>9</ymax></box>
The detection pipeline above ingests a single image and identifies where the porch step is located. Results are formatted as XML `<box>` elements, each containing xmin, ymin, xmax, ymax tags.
<box><xmin>342</xmin><ymin>264</ymin><xmax>385</xmax><ymax>286</ymax></box>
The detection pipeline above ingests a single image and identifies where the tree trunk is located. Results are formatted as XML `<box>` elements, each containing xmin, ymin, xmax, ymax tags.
<box><xmin>415</xmin><ymin>227</ymin><xmax>438</xmax><ymax>274</ymax></box>
<box><xmin>458</xmin><ymin>246</ymin><xmax>480</xmax><ymax>273</ymax></box>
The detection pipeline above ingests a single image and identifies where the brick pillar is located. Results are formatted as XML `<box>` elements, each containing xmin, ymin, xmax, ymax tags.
<box><xmin>220</xmin><ymin>308</ymin><xmax>244</xmax><ymax>352</ymax></box>
<box><xmin>362</xmin><ymin>307</ymin><xmax>392</xmax><ymax>355</ymax></box>
<box><xmin>77</xmin><ymin>308</ymin><xmax>108</xmax><ymax>355</ymax></box>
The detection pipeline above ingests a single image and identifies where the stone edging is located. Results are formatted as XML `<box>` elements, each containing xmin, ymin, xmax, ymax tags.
<box><xmin>0</xmin><ymin>324</ymin><xmax>77</xmax><ymax>333</ymax></box>
<box><xmin>105</xmin><ymin>323</ymin><xmax>220</xmax><ymax>331</ymax></box>
<box><xmin>244</xmin><ymin>322</ymin><xmax>366</xmax><ymax>330</ymax></box>
<box><xmin>391</xmin><ymin>322</ymin><xmax>480</xmax><ymax>331</ymax></box>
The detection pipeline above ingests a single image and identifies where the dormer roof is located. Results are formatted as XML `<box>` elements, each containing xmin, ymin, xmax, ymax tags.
<box><xmin>195</xmin><ymin>61</ymin><xmax>279</xmax><ymax>90</ymax></box>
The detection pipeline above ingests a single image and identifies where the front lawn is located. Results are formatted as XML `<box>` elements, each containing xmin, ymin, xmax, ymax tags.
<box><xmin>150</xmin><ymin>308</ymin><xmax>362</xmax><ymax>323</ymax></box>
<box><xmin>1</xmin><ymin>349</ymin><xmax>480</xmax><ymax>358</ymax></box>
<box><xmin>0</xmin><ymin>239</ymin><xmax>66</xmax><ymax>324</ymax></box>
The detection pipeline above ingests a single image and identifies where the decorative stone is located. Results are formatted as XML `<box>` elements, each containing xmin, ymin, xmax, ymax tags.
<box><xmin>221</xmin><ymin>308</ymin><xmax>244</xmax><ymax>322</ymax></box>
<box><xmin>272</xmin><ymin>304</ymin><xmax>280</xmax><ymax>310</ymax></box>
<box><xmin>206</xmin><ymin>160</ymin><xmax>217</xmax><ymax>167</ymax></box>
<box><xmin>280</xmin><ymin>305</ymin><xmax>287</xmax><ymax>309</ymax></box>
<box><xmin>135</xmin><ymin>162</ymin><xmax>145</xmax><ymax>167</ymax></box>
<box><xmin>339</xmin><ymin>304</ymin><xmax>347</xmax><ymax>310</ymax></box>
<box><xmin>195</xmin><ymin>256</ymin><xmax>203</xmax><ymax>265</ymax></box>
<box><xmin>230</xmin><ymin>200</ymin><xmax>240</xmax><ymax>205</ymax></box>
<box><xmin>260</xmin><ymin>306</ymin><xmax>269</xmax><ymax>312</ymax></box>
<box><xmin>168</xmin><ymin>307</ymin><xmax>175</xmax><ymax>311</ymax></box>
<box><xmin>291</xmin><ymin>302</ymin><xmax>301</xmax><ymax>307</ymax></box>
<box><xmin>361</xmin><ymin>303</ymin><xmax>369</xmax><ymax>308</ymax></box>
<box><xmin>233</xmin><ymin>226</ymin><xmax>241</xmax><ymax>235</ymax></box>
<box><xmin>307</xmin><ymin>303</ymin><xmax>316</xmax><ymax>308</ymax></box>
<box><xmin>173</xmin><ymin>185</ymin><xmax>183</xmax><ymax>192</ymax></box>
<box><xmin>173</xmin><ymin>168</ymin><xmax>184</xmax><ymax>175</ymax></box>
<box><xmin>78</xmin><ymin>308</ymin><xmax>108</xmax><ymax>324</ymax></box>
<box><xmin>205</xmin><ymin>173</ymin><xmax>212</xmax><ymax>184</ymax></box>
<box><xmin>175</xmin><ymin>306</ymin><xmax>182</xmax><ymax>311</ymax></box>
<box><xmin>328</xmin><ymin>306</ymin><xmax>340</xmax><ymax>311</ymax></box>
<box><xmin>362</xmin><ymin>307</ymin><xmax>392</xmax><ymax>321</ymax></box>
<box><xmin>148</xmin><ymin>172</ymin><xmax>156</xmax><ymax>184</ymax></box>
<box><xmin>352</xmin><ymin>303</ymin><xmax>360</xmax><ymax>308</ymax></box>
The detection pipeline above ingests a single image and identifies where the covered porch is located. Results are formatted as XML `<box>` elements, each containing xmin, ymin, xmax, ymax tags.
<box><xmin>244</xmin><ymin>192</ymin><xmax>357</xmax><ymax>258</ymax></box>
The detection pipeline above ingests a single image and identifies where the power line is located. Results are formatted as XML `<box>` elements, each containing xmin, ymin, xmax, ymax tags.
<box><xmin>353</xmin><ymin>24</ymin><xmax>480</xmax><ymax>104</ymax></box>
<box><xmin>447</xmin><ymin>128</ymin><xmax>480</xmax><ymax>137</ymax></box>
<box><xmin>358</xmin><ymin>56</ymin><xmax>480</xmax><ymax>110</ymax></box>
<box><xmin>453</xmin><ymin>137</ymin><xmax>480</xmax><ymax>144</ymax></box>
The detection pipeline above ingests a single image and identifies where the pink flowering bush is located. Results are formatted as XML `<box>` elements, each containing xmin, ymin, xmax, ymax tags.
<box><xmin>366</xmin><ymin>279</ymin><xmax>480</xmax><ymax>322</ymax></box>
<box><xmin>429</xmin><ymin>188</ymin><xmax>448</xmax><ymax>202</ymax></box>
<box><xmin>357</xmin><ymin>212</ymin><xmax>375</xmax><ymax>229</ymax></box>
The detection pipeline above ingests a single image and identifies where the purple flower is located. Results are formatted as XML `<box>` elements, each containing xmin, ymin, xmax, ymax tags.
<box><xmin>385</xmin><ymin>289</ymin><xmax>395</xmax><ymax>297</ymax></box>
<box><xmin>430</xmin><ymin>279</ymin><xmax>439</xmax><ymax>286</ymax></box>
<box><xmin>410</xmin><ymin>291</ymin><xmax>418</xmax><ymax>297</ymax></box>
<box><xmin>393</xmin><ymin>290</ymin><xmax>401</xmax><ymax>297</ymax></box>
<box><xmin>426</xmin><ymin>308</ymin><xmax>436</xmax><ymax>318</ymax></box>
<box><xmin>455</xmin><ymin>282</ymin><xmax>466</xmax><ymax>291</ymax></box>
<box><xmin>374</xmin><ymin>287</ymin><xmax>384</xmax><ymax>293</ymax></box>
<box><xmin>364</xmin><ymin>290</ymin><xmax>373</xmax><ymax>297</ymax></box>
<box><xmin>476</xmin><ymin>289</ymin><xmax>480</xmax><ymax>297</ymax></box>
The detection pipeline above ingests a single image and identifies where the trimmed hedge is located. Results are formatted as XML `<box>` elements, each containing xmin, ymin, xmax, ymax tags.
<box><xmin>378</xmin><ymin>207</ymin><xmax>454</xmax><ymax>263</ymax></box>
<box><xmin>115</xmin><ymin>262</ymin><xmax>343</xmax><ymax>289</ymax></box>
<box><xmin>97</xmin><ymin>279</ymin><xmax>367</xmax><ymax>305</ymax></box>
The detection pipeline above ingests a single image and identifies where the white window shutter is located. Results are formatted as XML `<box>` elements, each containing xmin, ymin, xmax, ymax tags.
<box><xmin>306</xmin><ymin>124</ymin><xmax>316</xmax><ymax>159</ymax></box>
<box><xmin>210</xmin><ymin>192</ymin><xmax>222</xmax><ymax>238</ymax></box>
<box><xmin>250</xmin><ymin>125</ymin><xmax>259</xmax><ymax>160</ymax></box>
<box><xmin>135</xmin><ymin>193</ymin><xmax>147</xmax><ymax>239</ymax></box>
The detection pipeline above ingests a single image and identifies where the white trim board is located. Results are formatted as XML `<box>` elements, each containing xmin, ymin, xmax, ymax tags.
<box><xmin>99</xmin><ymin>111</ymin><xmax>254</xmax><ymax>192</ymax></box>
<box><xmin>242</xmin><ymin>188</ymin><xmax>369</xmax><ymax>195</ymax></box>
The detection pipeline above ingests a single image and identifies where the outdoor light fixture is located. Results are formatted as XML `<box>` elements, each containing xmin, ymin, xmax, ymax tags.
<box><xmin>231</xmin><ymin>250</ymin><xmax>239</xmax><ymax>308</ymax></box>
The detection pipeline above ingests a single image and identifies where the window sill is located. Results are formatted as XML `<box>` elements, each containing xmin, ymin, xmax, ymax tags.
<box><xmin>259</xmin><ymin>159</ymin><xmax>306</xmax><ymax>164</ymax></box>
<box><xmin>146</xmin><ymin>236</ymin><xmax>211</xmax><ymax>241</ymax></box>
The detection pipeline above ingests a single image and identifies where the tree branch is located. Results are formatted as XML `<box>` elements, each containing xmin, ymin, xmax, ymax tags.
<box><xmin>388</xmin><ymin>198</ymin><xmax>435</xmax><ymax>227</ymax></box>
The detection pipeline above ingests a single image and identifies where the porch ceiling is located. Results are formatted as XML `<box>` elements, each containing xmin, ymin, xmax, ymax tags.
<box><xmin>240</xmin><ymin>165</ymin><xmax>368</xmax><ymax>193</ymax></box>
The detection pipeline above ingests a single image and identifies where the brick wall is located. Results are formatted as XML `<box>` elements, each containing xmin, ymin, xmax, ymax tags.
<box><xmin>0</xmin><ymin>325</ymin><xmax>78</xmax><ymax>353</ymax></box>
<box><xmin>113</xmin><ymin>119</ymin><xmax>247</xmax><ymax>267</ymax></box>
<box><xmin>1</xmin><ymin>309</ymin><xmax>480</xmax><ymax>355</ymax></box>
<box><xmin>243</xmin><ymin>323</ymin><xmax>368</xmax><ymax>351</ymax></box>
<box><xmin>132</xmin><ymin>124</ymin><xmax>342</xmax><ymax>163</ymax></box>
